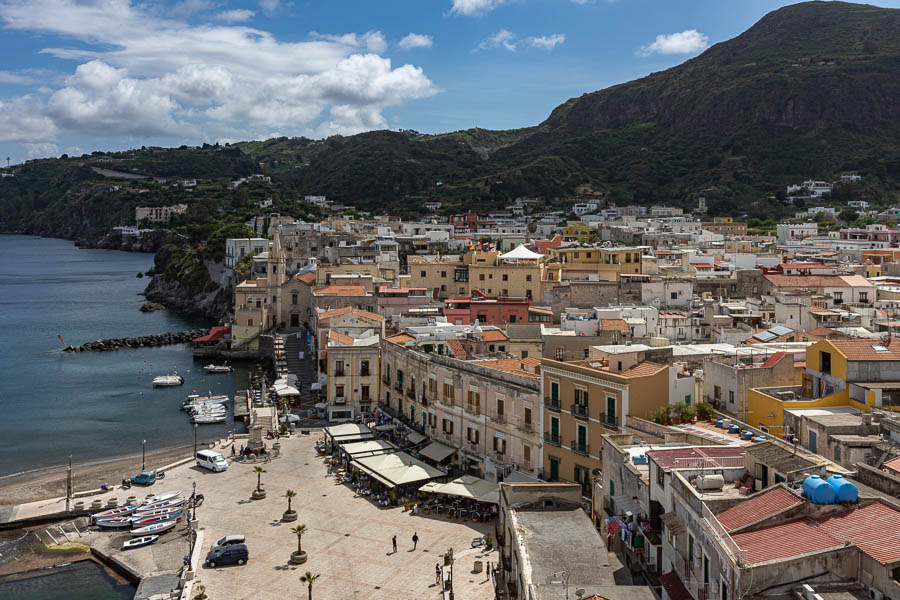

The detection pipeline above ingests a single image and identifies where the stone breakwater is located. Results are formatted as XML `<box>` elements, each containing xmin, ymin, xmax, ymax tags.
<box><xmin>62</xmin><ymin>329</ymin><xmax>208</xmax><ymax>352</ymax></box>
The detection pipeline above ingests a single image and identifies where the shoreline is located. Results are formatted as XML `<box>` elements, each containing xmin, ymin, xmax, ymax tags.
<box><xmin>0</xmin><ymin>444</ymin><xmax>199</xmax><ymax>508</ymax></box>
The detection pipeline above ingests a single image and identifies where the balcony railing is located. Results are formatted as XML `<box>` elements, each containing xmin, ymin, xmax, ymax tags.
<box><xmin>598</xmin><ymin>413</ymin><xmax>619</xmax><ymax>428</ymax></box>
<box><xmin>490</xmin><ymin>412</ymin><xmax>506</xmax><ymax>424</ymax></box>
<box><xmin>544</xmin><ymin>432</ymin><xmax>561</xmax><ymax>446</ymax></box>
<box><xmin>359</xmin><ymin>397</ymin><xmax>372</xmax><ymax>404</ymax></box>
<box><xmin>571</xmin><ymin>403</ymin><xmax>589</xmax><ymax>420</ymax></box>
<box><xmin>545</xmin><ymin>396</ymin><xmax>561</xmax><ymax>411</ymax></box>
<box><xmin>493</xmin><ymin>451</ymin><xmax>506</xmax><ymax>462</ymax></box>
<box><xmin>519</xmin><ymin>422</ymin><xmax>534</xmax><ymax>433</ymax></box>
<box><xmin>571</xmin><ymin>440</ymin><xmax>589</xmax><ymax>456</ymax></box>
<box><xmin>465</xmin><ymin>403</ymin><xmax>481</xmax><ymax>416</ymax></box>
<box><xmin>334</xmin><ymin>369</ymin><xmax>345</xmax><ymax>377</ymax></box>
<box><xmin>382</xmin><ymin>374</ymin><xmax>390</xmax><ymax>385</ymax></box>
<box><xmin>406</xmin><ymin>388</ymin><xmax>416</xmax><ymax>399</ymax></box>
<box><xmin>394</xmin><ymin>381</ymin><xmax>402</xmax><ymax>392</ymax></box>
<box><xmin>360</xmin><ymin>368</ymin><xmax>370</xmax><ymax>377</ymax></box>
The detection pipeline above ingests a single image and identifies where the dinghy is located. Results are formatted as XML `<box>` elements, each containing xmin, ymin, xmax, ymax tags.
<box><xmin>131</xmin><ymin>520</ymin><xmax>176</xmax><ymax>536</ymax></box>
<box><xmin>91</xmin><ymin>505</ymin><xmax>137</xmax><ymax>521</ymax></box>
<box><xmin>123</xmin><ymin>535</ymin><xmax>159</xmax><ymax>550</ymax></box>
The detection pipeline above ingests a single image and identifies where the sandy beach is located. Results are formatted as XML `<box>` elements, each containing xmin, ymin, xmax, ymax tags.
<box><xmin>0</xmin><ymin>445</ymin><xmax>196</xmax><ymax>507</ymax></box>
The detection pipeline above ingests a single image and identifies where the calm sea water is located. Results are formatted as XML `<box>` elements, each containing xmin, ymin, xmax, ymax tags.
<box><xmin>0</xmin><ymin>235</ymin><xmax>249</xmax><ymax>476</ymax></box>
<box><xmin>0</xmin><ymin>561</ymin><xmax>134</xmax><ymax>600</ymax></box>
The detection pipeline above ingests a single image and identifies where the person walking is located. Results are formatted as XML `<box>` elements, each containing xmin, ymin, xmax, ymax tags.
<box><xmin>435</xmin><ymin>563</ymin><xmax>442</xmax><ymax>586</ymax></box>
<box><xmin>412</xmin><ymin>532</ymin><xmax>419</xmax><ymax>550</ymax></box>
<box><xmin>392</xmin><ymin>534</ymin><xmax>397</xmax><ymax>554</ymax></box>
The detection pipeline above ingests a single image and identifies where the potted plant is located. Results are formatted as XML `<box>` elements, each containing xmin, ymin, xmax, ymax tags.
<box><xmin>681</xmin><ymin>404</ymin><xmax>696</xmax><ymax>422</ymax></box>
<box><xmin>696</xmin><ymin>402</ymin><xmax>714</xmax><ymax>421</ymax></box>
<box><xmin>484</xmin><ymin>533</ymin><xmax>493</xmax><ymax>551</ymax></box>
<box><xmin>290</xmin><ymin>524</ymin><xmax>308</xmax><ymax>564</ymax></box>
<box><xmin>252</xmin><ymin>466</ymin><xmax>267</xmax><ymax>499</ymax></box>
<box><xmin>283</xmin><ymin>489</ymin><xmax>298</xmax><ymax>522</ymax></box>
<box><xmin>193</xmin><ymin>584</ymin><xmax>208</xmax><ymax>600</ymax></box>
<box><xmin>300</xmin><ymin>571</ymin><xmax>320</xmax><ymax>600</ymax></box>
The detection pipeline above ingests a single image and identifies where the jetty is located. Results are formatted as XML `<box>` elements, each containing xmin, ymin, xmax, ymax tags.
<box><xmin>62</xmin><ymin>329</ymin><xmax>208</xmax><ymax>352</ymax></box>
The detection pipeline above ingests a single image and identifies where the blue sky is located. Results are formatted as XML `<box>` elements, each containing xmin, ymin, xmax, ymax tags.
<box><xmin>0</xmin><ymin>0</ymin><xmax>898</xmax><ymax>164</ymax></box>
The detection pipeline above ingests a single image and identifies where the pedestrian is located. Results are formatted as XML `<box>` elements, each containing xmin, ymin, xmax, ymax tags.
<box><xmin>435</xmin><ymin>563</ymin><xmax>441</xmax><ymax>586</ymax></box>
<box><xmin>231</xmin><ymin>444</ymin><xmax>235</xmax><ymax>457</ymax></box>
<box><xmin>392</xmin><ymin>535</ymin><xmax>397</xmax><ymax>554</ymax></box>
<box><xmin>412</xmin><ymin>532</ymin><xmax>419</xmax><ymax>550</ymax></box>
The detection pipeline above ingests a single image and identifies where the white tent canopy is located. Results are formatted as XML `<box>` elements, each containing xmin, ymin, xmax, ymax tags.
<box><xmin>499</xmin><ymin>244</ymin><xmax>543</xmax><ymax>261</ymax></box>
<box><xmin>419</xmin><ymin>475</ymin><xmax>499</xmax><ymax>504</ymax></box>
<box><xmin>323</xmin><ymin>423</ymin><xmax>375</xmax><ymax>444</ymax></box>
<box><xmin>273</xmin><ymin>383</ymin><xmax>300</xmax><ymax>397</ymax></box>
<box><xmin>339</xmin><ymin>439</ymin><xmax>397</xmax><ymax>458</ymax></box>
<box><xmin>352</xmin><ymin>452</ymin><xmax>444</xmax><ymax>488</ymax></box>
<box><xmin>419</xmin><ymin>441</ymin><xmax>457</xmax><ymax>463</ymax></box>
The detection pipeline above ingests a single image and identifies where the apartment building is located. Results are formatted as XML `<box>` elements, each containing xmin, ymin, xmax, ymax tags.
<box><xmin>325</xmin><ymin>330</ymin><xmax>380</xmax><ymax>423</ymax></box>
<box><xmin>545</xmin><ymin>246</ymin><xmax>644</xmax><ymax>282</ymax></box>
<box><xmin>135</xmin><ymin>203</ymin><xmax>187</xmax><ymax>224</ymax></box>
<box><xmin>701</xmin><ymin>217</ymin><xmax>747</xmax><ymax>236</ymax></box>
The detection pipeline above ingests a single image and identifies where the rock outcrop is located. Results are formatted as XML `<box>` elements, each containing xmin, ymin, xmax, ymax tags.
<box><xmin>63</xmin><ymin>329</ymin><xmax>208</xmax><ymax>352</ymax></box>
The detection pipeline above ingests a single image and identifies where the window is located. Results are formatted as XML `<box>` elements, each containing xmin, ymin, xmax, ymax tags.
<box><xmin>575</xmin><ymin>388</ymin><xmax>589</xmax><ymax>406</ymax></box>
<box><xmin>361</xmin><ymin>385</ymin><xmax>370</xmax><ymax>399</ymax></box>
<box><xmin>479</xmin><ymin>274</ymin><xmax>485</xmax><ymax>281</ymax></box>
<box><xmin>247</xmin><ymin>319</ymin><xmax>253</xmax><ymax>326</ymax></box>
<box><xmin>497</xmin><ymin>398</ymin><xmax>505</xmax><ymax>416</ymax></box>
<box><xmin>522</xmin><ymin>350</ymin><xmax>529</xmax><ymax>358</ymax></box>
<box><xmin>714</xmin><ymin>385</ymin><xmax>721</xmax><ymax>401</ymax></box>
<box><xmin>334</xmin><ymin>360</ymin><xmax>344</xmax><ymax>376</ymax></box>
<box><xmin>834</xmin><ymin>445</ymin><xmax>841</xmax><ymax>463</ymax></box>
<box><xmin>443</xmin><ymin>382</ymin><xmax>455</xmax><ymax>402</ymax></box>
<box><xmin>729</xmin><ymin>390</ymin><xmax>735</xmax><ymax>404</ymax></box>
<box><xmin>291</xmin><ymin>293</ymin><xmax>298</xmax><ymax>304</ymax></box>
<box><xmin>442</xmin><ymin>418</ymin><xmax>453</xmax><ymax>434</ymax></box>
<box><xmin>688</xmin><ymin>534</ymin><xmax>695</xmax><ymax>573</ymax></box>
<box><xmin>657</xmin><ymin>464</ymin><xmax>665</xmax><ymax>487</ymax></box>
<box><xmin>420</xmin><ymin>270</ymin><xmax>426</xmax><ymax>277</ymax></box>
<box><xmin>555</xmin><ymin>347</ymin><xmax>564</xmax><ymax>360</ymax></box>
<box><xmin>489</xmin><ymin>345</ymin><xmax>495</xmax><ymax>352</ymax></box>
<box><xmin>860</xmin><ymin>292</ymin><xmax>868</xmax><ymax>302</ymax></box>
<box><xmin>625</xmin><ymin>253</ymin><xmax>631</xmax><ymax>263</ymax></box>
<box><xmin>440</xmin><ymin>284</ymin><xmax>446</xmax><ymax>292</ymax></box>
<box><xmin>492</xmin><ymin>436</ymin><xmax>506</xmax><ymax>454</ymax></box>
<box><xmin>524</xmin><ymin>406</ymin><xmax>532</xmax><ymax>425</ymax></box>
<box><xmin>489</xmin><ymin>274</ymin><xmax>493</xmax><ymax>279</ymax></box>
<box><xmin>526</xmin><ymin>275</ymin><xmax>532</xmax><ymax>282</ymax></box>
<box><xmin>574</xmin><ymin>464</ymin><xmax>590</xmax><ymax>495</ymax></box>
<box><xmin>467</xmin><ymin>427</ymin><xmax>479</xmax><ymax>444</ymax></box>
<box><xmin>523</xmin><ymin>444</ymin><xmax>531</xmax><ymax>462</ymax></box>
<box><xmin>821</xmin><ymin>351</ymin><xmax>832</xmax><ymax>375</ymax></box>
<box><xmin>502</xmin><ymin>274</ymin><xmax>508</xmax><ymax>281</ymax></box>
<box><xmin>671</xmin><ymin>292</ymin><xmax>677</xmax><ymax>300</ymax></box>
<box><xmin>335</xmin><ymin>384</ymin><xmax>344</xmax><ymax>397</ymax></box>
<box><xmin>550</xmin><ymin>381</ymin><xmax>559</xmax><ymax>401</ymax></box>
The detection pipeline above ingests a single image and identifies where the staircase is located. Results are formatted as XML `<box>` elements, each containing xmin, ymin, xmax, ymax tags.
<box><xmin>282</xmin><ymin>331</ymin><xmax>318</xmax><ymax>416</ymax></box>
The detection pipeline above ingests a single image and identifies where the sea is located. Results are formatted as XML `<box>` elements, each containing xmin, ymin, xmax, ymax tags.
<box><xmin>0</xmin><ymin>561</ymin><xmax>134</xmax><ymax>599</ymax></box>
<box><xmin>0</xmin><ymin>235</ymin><xmax>250</xmax><ymax>477</ymax></box>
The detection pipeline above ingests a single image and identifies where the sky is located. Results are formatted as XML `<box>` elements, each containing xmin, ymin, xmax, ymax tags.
<box><xmin>1</xmin><ymin>0</ymin><xmax>898</xmax><ymax>164</ymax></box>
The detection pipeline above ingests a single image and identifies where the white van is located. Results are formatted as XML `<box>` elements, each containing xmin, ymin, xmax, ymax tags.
<box><xmin>196</xmin><ymin>450</ymin><xmax>228</xmax><ymax>472</ymax></box>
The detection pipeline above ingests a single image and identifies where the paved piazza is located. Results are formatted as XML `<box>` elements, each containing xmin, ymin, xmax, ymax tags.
<box><xmin>193</xmin><ymin>433</ymin><xmax>499</xmax><ymax>600</ymax></box>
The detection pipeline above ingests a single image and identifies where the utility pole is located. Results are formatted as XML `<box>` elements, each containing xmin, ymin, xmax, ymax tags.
<box><xmin>66</xmin><ymin>455</ymin><xmax>72</xmax><ymax>512</ymax></box>
<box><xmin>142</xmin><ymin>439</ymin><xmax>147</xmax><ymax>471</ymax></box>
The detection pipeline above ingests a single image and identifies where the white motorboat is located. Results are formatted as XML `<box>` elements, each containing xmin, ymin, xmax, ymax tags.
<box><xmin>123</xmin><ymin>535</ymin><xmax>159</xmax><ymax>550</ymax></box>
<box><xmin>192</xmin><ymin>413</ymin><xmax>227</xmax><ymax>424</ymax></box>
<box><xmin>138</xmin><ymin>498</ymin><xmax>184</xmax><ymax>512</ymax></box>
<box><xmin>152</xmin><ymin>374</ymin><xmax>184</xmax><ymax>387</ymax></box>
<box><xmin>131</xmin><ymin>520</ymin><xmax>176</xmax><ymax>536</ymax></box>
<box><xmin>204</xmin><ymin>364</ymin><xmax>233</xmax><ymax>374</ymax></box>
<box><xmin>140</xmin><ymin>491</ymin><xmax>181</xmax><ymax>505</ymax></box>
<box><xmin>182</xmin><ymin>395</ymin><xmax>228</xmax><ymax>412</ymax></box>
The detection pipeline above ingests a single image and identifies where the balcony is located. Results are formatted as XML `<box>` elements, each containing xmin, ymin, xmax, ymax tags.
<box><xmin>490</xmin><ymin>412</ymin><xmax>506</xmax><ymax>424</ymax></box>
<box><xmin>334</xmin><ymin>396</ymin><xmax>345</xmax><ymax>405</ymax></box>
<box><xmin>493</xmin><ymin>451</ymin><xmax>506</xmax><ymax>463</ymax></box>
<box><xmin>519</xmin><ymin>421</ymin><xmax>534</xmax><ymax>433</ymax></box>
<box><xmin>359</xmin><ymin>396</ymin><xmax>372</xmax><ymax>404</ymax></box>
<box><xmin>465</xmin><ymin>403</ymin><xmax>481</xmax><ymax>416</ymax></box>
<box><xmin>598</xmin><ymin>413</ymin><xmax>619</xmax><ymax>429</ymax></box>
<box><xmin>394</xmin><ymin>381</ymin><xmax>402</xmax><ymax>392</ymax></box>
<box><xmin>544</xmin><ymin>432</ymin><xmax>561</xmax><ymax>446</ymax></box>
<box><xmin>382</xmin><ymin>374</ymin><xmax>390</xmax><ymax>385</ymax></box>
<box><xmin>360</xmin><ymin>368</ymin><xmax>370</xmax><ymax>377</ymax></box>
<box><xmin>570</xmin><ymin>440</ymin><xmax>589</xmax><ymax>456</ymax></box>
<box><xmin>406</xmin><ymin>388</ymin><xmax>416</xmax><ymax>400</ymax></box>
<box><xmin>545</xmin><ymin>396</ymin><xmax>561</xmax><ymax>411</ymax></box>
<box><xmin>333</xmin><ymin>369</ymin><xmax>345</xmax><ymax>377</ymax></box>
<box><xmin>570</xmin><ymin>403</ymin><xmax>589</xmax><ymax>420</ymax></box>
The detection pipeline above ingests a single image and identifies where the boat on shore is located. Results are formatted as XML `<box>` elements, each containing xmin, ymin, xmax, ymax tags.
<box><xmin>123</xmin><ymin>535</ymin><xmax>159</xmax><ymax>550</ymax></box>
<box><xmin>131</xmin><ymin>520</ymin><xmax>176</xmax><ymax>536</ymax></box>
<box><xmin>139</xmin><ymin>497</ymin><xmax>184</xmax><ymax>512</ymax></box>
<box><xmin>132</xmin><ymin>511</ymin><xmax>182</xmax><ymax>527</ymax></box>
<box><xmin>204</xmin><ymin>364</ymin><xmax>233</xmax><ymax>374</ymax></box>
<box><xmin>96</xmin><ymin>517</ymin><xmax>134</xmax><ymax>529</ymax></box>
<box><xmin>140</xmin><ymin>491</ymin><xmax>181</xmax><ymax>504</ymax></box>
<box><xmin>192</xmin><ymin>412</ymin><xmax>227</xmax><ymax>424</ymax></box>
<box><xmin>91</xmin><ymin>505</ymin><xmax>137</xmax><ymax>521</ymax></box>
<box><xmin>152</xmin><ymin>374</ymin><xmax>184</xmax><ymax>387</ymax></box>
<box><xmin>132</xmin><ymin>506</ymin><xmax>182</xmax><ymax>519</ymax></box>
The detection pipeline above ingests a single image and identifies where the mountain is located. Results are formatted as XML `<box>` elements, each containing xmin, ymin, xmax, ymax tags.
<box><xmin>2</xmin><ymin>0</ymin><xmax>899</xmax><ymax>237</ymax></box>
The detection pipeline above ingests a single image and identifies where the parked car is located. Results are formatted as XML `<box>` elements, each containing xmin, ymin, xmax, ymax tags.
<box><xmin>196</xmin><ymin>450</ymin><xmax>228</xmax><ymax>472</ymax></box>
<box><xmin>209</xmin><ymin>534</ymin><xmax>246</xmax><ymax>553</ymax></box>
<box><xmin>205</xmin><ymin>544</ymin><xmax>249</xmax><ymax>568</ymax></box>
<box><xmin>279</xmin><ymin>414</ymin><xmax>300</xmax><ymax>424</ymax></box>
<box><xmin>129</xmin><ymin>471</ymin><xmax>157</xmax><ymax>486</ymax></box>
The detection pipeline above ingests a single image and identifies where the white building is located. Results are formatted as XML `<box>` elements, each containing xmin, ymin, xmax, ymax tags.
<box><xmin>135</xmin><ymin>204</ymin><xmax>187</xmax><ymax>224</ymax></box>
<box><xmin>776</xmin><ymin>222</ymin><xmax>818</xmax><ymax>244</ymax></box>
<box><xmin>225</xmin><ymin>238</ymin><xmax>270</xmax><ymax>270</ymax></box>
<box><xmin>572</xmin><ymin>202</ymin><xmax>599</xmax><ymax>216</ymax></box>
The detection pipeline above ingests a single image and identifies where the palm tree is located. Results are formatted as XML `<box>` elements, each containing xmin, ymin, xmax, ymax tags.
<box><xmin>253</xmin><ymin>466</ymin><xmax>266</xmax><ymax>492</ymax></box>
<box><xmin>284</xmin><ymin>489</ymin><xmax>297</xmax><ymax>513</ymax></box>
<box><xmin>299</xmin><ymin>571</ymin><xmax>320</xmax><ymax>600</ymax></box>
<box><xmin>291</xmin><ymin>524</ymin><xmax>307</xmax><ymax>555</ymax></box>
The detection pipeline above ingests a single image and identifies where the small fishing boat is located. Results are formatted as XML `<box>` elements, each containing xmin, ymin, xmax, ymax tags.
<box><xmin>132</xmin><ymin>511</ymin><xmax>182</xmax><ymax>527</ymax></box>
<box><xmin>91</xmin><ymin>505</ymin><xmax>137</xmax><ymax>521</ymax></box>
<box><xmin>204</xmin><ymin>364</ymin><xmax>233</xmax><ymax>374</ymax></box>
<box><xmin>96</xmin><ymin>517</ymin><xmax>135</xmax><ymax>529</ymax></box>
<box><xmin>131</xmin><ymin>520</ymin><xmax>176</xmax><ymax>536</ymax></box>
<box><xmin>152</xmin><ymin>374</ymin><xmax>184</xmax><ymax>387</ymax></box>
<box><xmin>182</xmin><ymin>395</ymin><xmax>228</xmax><ymax>412</ymax></box>
<box><xmin>123</xmin><ymin>535</ymin><xmax>159</xmax><ymax>550</ymax></box>
<box><xmin>139</xmin><ymin>497</ymin><xmax>184</xmax><ymax>512</ymax></box>
<box><xmin>132</xmin><ymin>506</ymin><xmax>182</xmax><ymax>519</ymax></box>
<box><xmin>192</xmin><ymin>413</ymin><xmax>227</xmax><ymax>424</ymax></box>
<box><xmin>140</xmin><ymin>491</ymin><xmax>181</xmax><ymax>504</ymax></box>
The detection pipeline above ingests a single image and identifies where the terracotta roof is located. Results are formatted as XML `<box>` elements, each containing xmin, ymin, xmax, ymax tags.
<box><xmin>475</xmin><ymin>358</ymin><xmax>540</xmax><ymax>379</ymax></box>
<box><xmin>715</xmin><ymin>486</ymin><xmax>802</xmax><ymax>532</ymax></box>
<box><xmin>760</xmin><ymin>352</ymin><xmax>787</xmax><ymax>369</ymax></box>
<box><xmin>733</xmin><ymin>502</ymin><xmax>900</xmax><ymax>566</ymax></box>
<box><xmin>805</xmin><ymin>327</ymin><xmax>844</xmax><ymax>337</ymax></box>
<box><xmin>313</xmin><ymin>285</ymin><xmax>367</xmax><ymax>296</ymax></box>
<box><xmin>648</xmin><ymin>446</ymin><xmax>745</xmax><ymax>471</ymax></box>
<box><xmin>328</xmin><ymin>330</ymin><xmax>355</xmax><ymax>346</ymax></box>
<box><xmin>521</xmin><ymin>357</ymin><xmax>542</xmax><ymax>368</ymax></box>
<box><xmin>619</xmin><ymin>362</ymin><xmax>667</xmax><ymax>378</ymax></box>
<box><xmin>600</xmin><ymin>319</ymin><xmax>629</xmax><ymax>332</ymax></box>
<box><xmin>764</xmin><ymin>274</ymin><xmax>867</xmax><ymax>288</ymax></box>
<box><xmin>446</xmin><ymin>338</ymin><xmax>467</xmax><ymax>359</ymax></box>
<box><xmin>830</xmin><ymin>338</ymin><xmax>900</xmax><ymax>361</ymax></box>
<box><xmin>528</xmin><ymin>307</ymin><xmax>552</xmax><ymax>315</ymax></box>
<box><xmin>659</xmin><ymin>311</ymin><xmax>688</xmax><ymax>319</ymax></box>
<box><xmin>476</xmin><ymin>330</ymin><xmax>508</xmax><ymax>342</ymax></box>
<box><xmin>318</xmin><ymin>306</ymin><xmax>384</xmax><ymax>322</ymax></box>
<box><xmin>296</xmin><ymin>272</ymin><xmax>316</xmax><ymax>285</ymax></box>
<box><xmin>658</xmin><ymin>572</ymin><xmax>692</xmax><ymax>600</ymax></box>
<box><xmin>884</xmin><ymin>456</ymin><xmax>900</xmax><ymax>474</ymax></box>
<box><xmin>385</xmin><ymin>333</ymin><xmax>415</xmax><ymax>345</ymax></box>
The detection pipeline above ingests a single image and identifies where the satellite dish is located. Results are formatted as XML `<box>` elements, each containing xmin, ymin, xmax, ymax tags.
<box><xmin>592</xmin><ymin>468</ymin><xmax>602</xmax><ymax>477</ymax></box>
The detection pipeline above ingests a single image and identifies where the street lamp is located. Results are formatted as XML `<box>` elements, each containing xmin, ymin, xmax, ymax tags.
<box><xmin>142</xmin><ymin>439</ymin><xmax>147</xmax><ymax>471</ymax></box>
<box><xmin>192</xmin><ymin>481</ymin><xmax>197</xmax><ymax>520</ymax></box>
<box><xmin>193</xmin><ymin>423</ymin><xmax>199</xmax><ymax>457</ymax></box>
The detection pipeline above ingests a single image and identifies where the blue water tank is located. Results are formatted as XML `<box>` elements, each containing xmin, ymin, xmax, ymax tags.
<box><xmin>752</xmin><ymin>436</ymin><xmax>767</xmax><ymax>443</ymax></box>
<box><xmin>728</xmin><ymin>425</ymin><xmax>741</xmax><ymax>434</ymax></box>
<box><xmin>740</xmin><ymin>430</ymin><xmax>753</xmax><ymax>441</ymax></box>
<box><xmin>803</xmin><ymin>475</ymin><xmax>836</xmax><ymax>505</ymax></box>
<box><xmin>715</xmin><ymin>418</ymin><xmax>724</xmax><ymax>429</ymax></box>
<box><xmin>826</xmin><ymin>475</ymin><xmax>859</xmax><ymax>503</ymax></box>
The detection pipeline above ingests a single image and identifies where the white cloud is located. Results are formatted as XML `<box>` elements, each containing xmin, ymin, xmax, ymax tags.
<box><xmin>26</xmin><ymin>142</ymin><xmax>59</xmax><ymax>157</ymax></box>
<box><xmin>258</xmin><ymin>0</ymin><xmax>281</xmax><ymax>17</ymax></box>
<box><xmin>169</xmin><ymin>0</ymin><xmax>217</xmax><ymax>18</ymax></box>
<box><xmin>638</xmin><ymin>29</ymin><xmax>709</xmax><ymax>56</ymax></box>
<box><xmin>450</xmin><ymin>0</ymin><xmax>504</xmax><ymax>17</ymax></box>
<box><xmin>525</xmin><ymin>33</ymin><xmax>565</xmax><ymax>51</ymax></box>
<box><xmin>214</xmin><ymin>9</ymin><xmax>254</xmax><ymax>23</ymax></box>
<box><xmin>476</xmin><ymin>29</ymin><xmax>517</xmax><ymax>51</ymax></box>
<box><xmin>397</xmin><ymin>33</ymin><xmax>433</xmax><ymax>50</ymax></box>
<box><xmin>0</xmin><ymin>0</ymin><xmax>436</xmax><ymax>149</ymax></box>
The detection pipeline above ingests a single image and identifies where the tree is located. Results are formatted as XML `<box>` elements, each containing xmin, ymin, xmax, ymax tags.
<box><xmin>300</xmin><ymin>571</ymin><xmax>320</xmax><ymax>600</ymax></box>
<box><xmin>253</xmin><ymin>466</ymin><xmax>266</xmax><ymax>492</ymax></box>
<box><xmin>284</xmin><ymin>489</ymin><xmax>297</xmax><ymax>513</ymax></box>
<box><xmin>292</xmin><ymin>524</ymin><xmax>307</xmax><ymax>555</ymax></box>
<box><xmin>838</xmin><ymin>209</ymin><xmax>859</xmax><ymax>223</ymax></box>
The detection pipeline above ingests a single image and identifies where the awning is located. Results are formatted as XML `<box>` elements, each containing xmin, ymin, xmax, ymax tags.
<box><xmin>323</xmin><ymin>423</ymin><xmax>374</xmax><ymax>443</ymax></box>
<box><xmin>351</xmin><ymin>452</ymin><xmax>444</xmax><ymax>489</ymax></box>
<box><xmin>660</xmin><ymin>511</ymin><xmax>686</xmax><ymax>535</ymax></box>
<box><xmin>418</xmin><ymin>475</ymin><xmax>499</xmax><ymax>504</ymax></box>
<box><xmin>406</xmin><ymin>431</ymin><xmax>427</xmax><ymax>445</ymax></box>
<box><xmin>612</xmin><ymin>494</ymin><xmax>643</xmax><ymax>516</ymax></box>
<box><xmin>340</xmin><ymin>440</ymin><xmax>397</xmax><ymax>458</ymax></box>
<box><xmin>419</xmin><ymin>441</ymin><xmax>457</xmax><ymax>463</ymax></box>
<box><xmin>274</xmin><ymin>384</ymin><xmax>300</xmax><ymax>397</ymax></box>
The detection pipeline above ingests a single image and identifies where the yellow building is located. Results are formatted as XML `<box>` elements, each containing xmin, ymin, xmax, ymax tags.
<box><xmin>747</xmin><ymin>338</ymin><xmax>900</xmax><ymax>432</ymax></box>
<box><xmin>232</xmin><ymin>235</ymin><xmax>285</xmax><ymax>349</ymax></box>
<box><xmin>562</xmin><ymin>222</ymin><xmax>595</xmax><ymax>239</ymax></box>
<box><xmin>701</xmin><ymin>216</ymin><xmax>747</xmax><ymax>236</ymax></box>
<box><xmin>724</xmin><ymin>239</ymin><xmax>752</xmax><ymax>253</ymax></box>
<box><xmin>407</xmin><ymin>250</ymin><xmax>549</xmax><ymax>300</ymax></box>
<box><xmin>540</xmin><ymin>358</ymin><xmax>673</xmax><ymax>495</ymax></box>
<box><xmin>545</xmin><ymin>246</ymin><xmax>643</xmax><ymax>282</ymax></box>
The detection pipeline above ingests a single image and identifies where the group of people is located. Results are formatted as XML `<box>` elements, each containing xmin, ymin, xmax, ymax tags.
<box><xmin>390</xmin><ymin>532</ymin><xmax>419</xmax><ymax>553</ymax></box>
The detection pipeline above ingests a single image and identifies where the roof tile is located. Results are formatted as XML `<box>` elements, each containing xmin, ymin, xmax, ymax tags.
<box><xmin>715</xmin><ymin>486</ymin><xmax>802</xmax><ymax>532</ymax></box>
